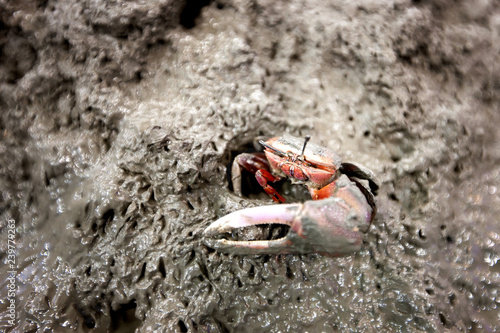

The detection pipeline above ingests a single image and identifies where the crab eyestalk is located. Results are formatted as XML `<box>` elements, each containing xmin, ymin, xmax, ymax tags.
<box><xmin>299</xmin><ymin>135</ymin><xmax>311</xmax><ymax>160</ymax></box>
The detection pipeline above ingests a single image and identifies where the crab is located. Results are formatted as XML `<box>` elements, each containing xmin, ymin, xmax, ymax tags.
<box><xmin>204</xmin><ymin>134</ymin><xmax>379</xmax><ymax>256</ymax></box>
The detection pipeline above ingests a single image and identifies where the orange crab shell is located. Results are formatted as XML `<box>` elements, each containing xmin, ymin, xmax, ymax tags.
<box><xmin>263</xmin><ymin>135</ymin><xmax>343</xmax><ymax>188</ymax></box>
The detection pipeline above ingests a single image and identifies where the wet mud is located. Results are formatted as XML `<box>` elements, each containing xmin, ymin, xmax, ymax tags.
<box><xmin>1</xmin><ymin>0</ymin><xmax>500</xmax><ymax>332</ymax></box>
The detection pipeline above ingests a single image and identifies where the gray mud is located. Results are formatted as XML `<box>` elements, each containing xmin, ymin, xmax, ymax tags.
<box><xmin>1</xmin><ymin>0</ymin><xmax>500</xmax><ymax>332</ymax></box>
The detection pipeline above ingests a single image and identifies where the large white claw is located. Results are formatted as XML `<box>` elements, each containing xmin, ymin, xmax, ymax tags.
<box><xmin>203</xmin><ymin>204</ymin><xmax>301</xmax><ymax>254</ymax></box>
<box><xmin>204</xmin><ymin>197</ymin><xmax>371</xmax><ymax>256</ymax></box>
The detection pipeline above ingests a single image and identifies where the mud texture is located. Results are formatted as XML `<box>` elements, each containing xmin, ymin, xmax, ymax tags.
<box><xmin>1</xmin><ymin>0</ymin><xmax>500</xmax><ymax>332</ymax></box>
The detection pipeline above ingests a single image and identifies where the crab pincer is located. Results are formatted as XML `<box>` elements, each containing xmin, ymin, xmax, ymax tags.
<box><xmin>204</xmin><ymin>175</ymin><xmax>373</xmax><ymax>256</ymax></box>
<box><xmin>204</xmin><ymin>135</ymin><xmax>378</xmax><ymax>256</ymax></box>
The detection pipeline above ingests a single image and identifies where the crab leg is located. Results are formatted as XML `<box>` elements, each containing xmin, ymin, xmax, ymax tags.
<box><xmin>231</xmin><ymin>153</ymin><xmax>270</xmax><ymax>197</ymax></box>
<box><xmin>231</xmin><ymin>152</ymin><xmax>285</xmax><ymax>203</ymax></box>
<box><xmin>255</xmin><ymin>169</ymin><xmax>285</xmax><ymax>203</ymax></box>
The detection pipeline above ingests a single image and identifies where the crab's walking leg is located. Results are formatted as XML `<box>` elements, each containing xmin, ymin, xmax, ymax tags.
<box><xmin>341</xmin><ymin>162</ymin><xmax>379</xmax><ymax>195</ymax></box>
<box><xmin>255</xmin><ymin>169</ymin><xmax>285</xmax><ymax>203</ymax></box>
<box><xmin>231</xmin><ymin>153</ymin><xmax>284</xmax><ymax>202</ymax></box>
<box><xmin>231</xmin><ymin>153</ymin><xmax>270</xmax><ymax>196</ymax></box>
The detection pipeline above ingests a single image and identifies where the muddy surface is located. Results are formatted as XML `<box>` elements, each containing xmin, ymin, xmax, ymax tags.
<box><xmin>1</xmin><ymin>0</ymin><xmax>500</xmax><ymax>332</ymax></box>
